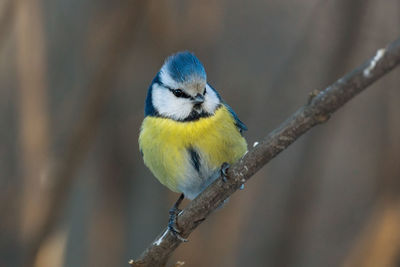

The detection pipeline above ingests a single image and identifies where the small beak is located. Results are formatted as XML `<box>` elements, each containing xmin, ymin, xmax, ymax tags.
<box><xmin>192</xmin><ymin>94</ymin><xmax>204</xmax><ymax>105</ymax></box>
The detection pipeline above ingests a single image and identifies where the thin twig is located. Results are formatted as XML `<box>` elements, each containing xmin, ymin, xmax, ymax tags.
<box><xmin>130</xmin><ymin>37</ymin><xmax>400</xmax><ymax>267</ymax></box>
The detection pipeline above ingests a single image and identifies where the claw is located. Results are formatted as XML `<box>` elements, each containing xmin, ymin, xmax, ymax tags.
<box><xmin>220</xmin><ymin>162</ymin><xmax>230</xmax><ymax>182</ymax></box>
<box><xmin>168</xmin><ymin>194</ymin><xmax>188</xmax><ymax>242</ymax></box>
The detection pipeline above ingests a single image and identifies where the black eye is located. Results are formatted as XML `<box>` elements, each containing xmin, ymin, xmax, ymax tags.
<box><xmin>203</xmin><ymin>88</ymin><xmax>207</xmax><ymax>95</ymax></box>
<box><xmin>170</xmin><ymin>89</ymin><xmax>190</xmax><ymax>98</ymax></box>
<box><xmin>172</xmin><ymin>89</ymin><xmax>183</xmax><ymax>97</ymax></box>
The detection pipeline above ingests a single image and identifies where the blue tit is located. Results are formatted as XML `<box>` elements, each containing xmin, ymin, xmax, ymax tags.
<box><xmin>139</xmin><ymin>51</ymin><xmax>247</xmax><ymax>237</ymax></box>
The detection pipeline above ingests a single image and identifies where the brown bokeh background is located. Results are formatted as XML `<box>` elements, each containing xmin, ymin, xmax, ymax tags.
<box><xmin>1</xmin><ymin>0</ymin><xmax>400</xmax><ymax>266</ymax></box>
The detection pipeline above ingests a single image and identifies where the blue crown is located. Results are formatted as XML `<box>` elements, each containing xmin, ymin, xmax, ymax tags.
<box><xmin>163</xmin><ymin>51</ymin><xmax>206</xmax><ymax>83</ymax></box>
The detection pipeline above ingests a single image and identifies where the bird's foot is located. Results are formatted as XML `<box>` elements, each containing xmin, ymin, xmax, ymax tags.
<box><xmin>168</xmin><ymin>194</ymin><xmax>187</xmax><ymax>242</ymax></box>
<box><xmin>220</xmin><ymin>162</ymin><xmax>230</xmax><ymax>182</ymax></box>
<box><xmin>168</xmin><ymin>209</ymin><xmax>187</xmax><ymax>242</ymax></box>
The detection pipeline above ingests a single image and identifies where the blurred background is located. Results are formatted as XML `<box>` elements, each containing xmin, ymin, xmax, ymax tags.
<box><xmin>1</xmin><ymin>0</ymin><xmax>400</xmax><ymax>266</ymax></box>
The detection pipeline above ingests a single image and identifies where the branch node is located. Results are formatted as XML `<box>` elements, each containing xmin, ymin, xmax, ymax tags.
<box><xmin>307</xmin><ymin>89</ymin><xmax>321</xmax><ymax>104</ymax></box>
<box><xmin>314</xmin><ymin>113</ymin><xmax>331</xmax><ymax>123</ymax></box>
<box><xmin>129</xmin><ymin>259</ymin><xmax>145</xmax><ymax>267</ymax></box>
<box><xmin>193</xmin><ymin>217</ymin><xmax>206</xmax><ymax>225</ymax></box>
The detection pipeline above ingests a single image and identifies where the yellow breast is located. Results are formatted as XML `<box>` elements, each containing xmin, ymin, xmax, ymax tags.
<box><xmin>139</xmin><ymin>105</ymin><xmax>247</xmax><ymax>192</ymax></box>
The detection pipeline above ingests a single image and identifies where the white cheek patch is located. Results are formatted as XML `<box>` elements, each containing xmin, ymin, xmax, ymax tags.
<box><xmin>202</xmin><ymin>84</ymin><xmax>220</xmax><ymax>114</ymax></box>
<box><xmin>152</xmin><ymin>84</ymin><xmax>193</xmax><ymax>120</ymax></box>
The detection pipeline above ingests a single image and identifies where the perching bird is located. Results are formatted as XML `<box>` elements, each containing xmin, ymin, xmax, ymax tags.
<box><xmin>139</xmin><ymin>51</ymin><xmax>247</xmax><ymax>239</ymax></box>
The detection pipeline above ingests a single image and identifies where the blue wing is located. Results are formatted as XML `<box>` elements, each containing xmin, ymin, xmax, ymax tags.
<box><xmin>223</xmin><ymin>102</ymin><xmax>248</xmax><ymax>134</ymax></box>
<box><xmin>207</xmin><ymin>83</ymin><xmax>247</xmax><ymax>134</ymax></box>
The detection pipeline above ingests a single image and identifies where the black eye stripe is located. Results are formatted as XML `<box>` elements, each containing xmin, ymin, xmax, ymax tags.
<box><xmin>169</xmin><ymin>88</ymin><xmax>190</xmax><ymax>98</ymax></box>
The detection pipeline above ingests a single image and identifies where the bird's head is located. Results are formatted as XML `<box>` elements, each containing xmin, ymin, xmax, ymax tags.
<box><xmin>146</xmin><ymin>51</ymin><xmax>221</xmax><ymax>121</ymax></box>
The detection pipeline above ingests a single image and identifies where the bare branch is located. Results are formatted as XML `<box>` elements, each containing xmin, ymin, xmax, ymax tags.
<box><xmin>130</xmin><ymin>37</ymin><xmax>400</xmax><ymax>267</ymax></box>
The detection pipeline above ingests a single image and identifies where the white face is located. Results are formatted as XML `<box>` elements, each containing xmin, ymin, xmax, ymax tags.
<box><xmin>152</xmin><ymin>70</ymin><xmax>220</xmax><ymax>121</ymax></box>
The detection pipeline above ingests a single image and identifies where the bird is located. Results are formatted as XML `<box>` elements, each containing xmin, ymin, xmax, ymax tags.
<box><xmin>139</xmin><ymin>51</ymin><xmax>247</xmax><ymax>240</ymax></box>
